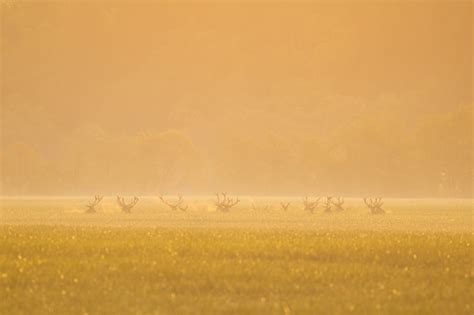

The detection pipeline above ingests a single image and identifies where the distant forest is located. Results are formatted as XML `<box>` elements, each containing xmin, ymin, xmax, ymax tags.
<box><xmin>1</xmin><ymin>104</ymin><xmax>471</xmax><ymax>197</ymax></box>
<box><xmin>1</xmin><ymin>3</ymin><xmax>472</xmax><ymax>197</ymax></box>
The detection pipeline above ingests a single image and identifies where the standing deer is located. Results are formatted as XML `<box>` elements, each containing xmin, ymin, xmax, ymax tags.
<box><xmin>324</xmin><ymin>196</ymin><xmax>333</xmax><ymax>213</ymax></box>
<box><xmin>85</xmin><ymin>195</ymin><xmax>103</xmax><ymax>213</ymax></box>
<box><xmin>280</xmin><ymin>202</ymin><xmax>290</xmax><ymax>211</ymax></box>
<box><xmin>159</xmin><ymin>194</ymin><xmax>188</xmax><ymax>211</ymax></box>
<box><xmin>332</xmin><ymin>197</ymin><xmax>345</xmax><ymax>211</ymax></box>
<box><xmin>363</xmin><ymin>197</ymin><xmax>385</xmax><ymax>214</ymax></box>
<box><xmin>215</xmin><ymin>193</ymin><xmax>240</xmax><ymax>212</ymax></box>
<box><xmin>303</xmin><ymin>196</ymin><xmax>320</xmax><ymax>213</ymax></box>
<box><xmin>116</xmin><ymin>196</ymin><xmax>139</xmax><ymax>213</ymax></box>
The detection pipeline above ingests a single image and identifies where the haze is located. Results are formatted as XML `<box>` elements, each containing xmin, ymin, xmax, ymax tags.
<box><xmin>1</xmin><ymin>1</ymin><xmax>472</xmax><ymax>197</ymax></box>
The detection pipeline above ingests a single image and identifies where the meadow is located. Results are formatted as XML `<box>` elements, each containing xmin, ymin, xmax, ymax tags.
<box><xmin>0</xmin><ymin>197</ymin><xmax>472</xmax><ymax>314</ymax></box>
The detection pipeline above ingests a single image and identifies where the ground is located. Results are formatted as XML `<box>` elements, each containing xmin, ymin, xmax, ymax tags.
<box><xmin>0</xmin><ymin>197</ymin><xmax>472</xmax><ymax>314</ymax></box>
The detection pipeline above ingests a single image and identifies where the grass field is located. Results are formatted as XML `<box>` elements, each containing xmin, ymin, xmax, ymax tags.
<box><xmin>0</xmin><ymin>197</ymin><xmax>473</xmax><ymax>314</ymax></box>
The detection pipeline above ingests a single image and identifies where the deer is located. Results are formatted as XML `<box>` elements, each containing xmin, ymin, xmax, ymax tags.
<box><xmin>280</xmin><ymin>202</ymin><xmax>290</xmax><ymax>211</ymax></box>
<box><xmin>85</xmin><ymin>195</ymin><xmax>103</xmax><ymax>213</ymax></box>
<box><xmin>159</xmin><ymin>194</ymin><xmax>188</xmax><ymax>211</ymax></box>
<box><xmin>303</xmin><ymin>196</ymin><xmax>320</xmax><ymax>213</ymax></box>
<box><xmin>363</xmin><ymin>197</ymin><xmax>385</xmax><ymax>214</ymax></box>
<box><xmin>116</xmin><ymin>196</ymin><xmax>139</xmax><ymax>213</ymax></box>
<box><xmin>324</xmin><ymin>196</ymin><xmax>333</xmax><ymax>213</ymax></box>
<box><xmin>215</xmin><ymin>192</ymin><xmax>240</xmax><ymax>212</ymax></box>
<box><xmin>332</xmin><ymin>197</ymin><xmax>345</xmax><ymax>211</ymax></box>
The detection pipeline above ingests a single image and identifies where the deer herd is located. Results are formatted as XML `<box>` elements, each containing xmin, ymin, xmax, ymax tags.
<box><xmin>85</xmin><ymin>194</ymin><xmax>386</xmax><ymax>215</ymax></box>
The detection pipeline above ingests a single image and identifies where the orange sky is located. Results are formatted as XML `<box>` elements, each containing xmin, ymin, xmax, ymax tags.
<box><xmin>1</xmin><ymin>1</ymin><xmax>472</xmax><ymax>196</ymax></box>
<box><xmin>3</xmin><ymin>2</ymin><xmax>471</xmax><ymax>123</ymax></box>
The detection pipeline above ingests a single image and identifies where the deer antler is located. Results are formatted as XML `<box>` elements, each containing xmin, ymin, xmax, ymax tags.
<box><xmin>331</xmin><ymin>197</ymin><xmax>345</xmax><ymax>211</ymax></box>
<box><xmin>303</xmin><ymin>196</ymin><xmax>320</xmax><ymax>213</ymax></box>
<box><xmin>363</xmin><ymin>197</ymin><xmax>385</xmax><ymax>214</ymax></box>
<box><xmin>159</xmin><ymin>194</ymin><xmax>188</xmax><ymax>211</ymax></box>
<box><xmin>117</xmin><ymin>196</ymin><xmax>139</xmax><ymax>213</ymax></box>
<box><xmin>130</xmin><ymin>196</ymin><xmax>139</xmax><ymax>207</ymax></box>
<box><xmin>85</xmin><ymin>195</ymin><xmax>103</xmax><ymax>213</ymax></box>
<box><xmin>323</xmin><ymin>196</ymin><xmax>333</xmax><ymax>213</ymax></box>
<box><xmin>215</xmin><ymin>192</ymin><xmax>240</xmax><ymax>212</ymax></box>
<box><xmin>375</xmin><ymin>197</ymin><xmax>383</xmax><ymax>208</ymax></box>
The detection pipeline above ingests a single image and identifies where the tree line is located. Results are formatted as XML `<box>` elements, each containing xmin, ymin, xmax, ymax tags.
<box><xmin>0</xmin><ymin>105</ymin><xmax>471</xmax><ymax>197</ymax></box>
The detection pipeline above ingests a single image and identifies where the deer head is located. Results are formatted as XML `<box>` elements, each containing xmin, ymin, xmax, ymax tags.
<box><xmin>85</xmin><ymin>195</ymin><xmax>103</xmax><ymax>213</ymax></box>
<box><xmin>215</xmin><ymin>192</ymin><xmax>240</xmax><ymax>212</ymax></box>
<box><xmin>159</xmin><ymin>194</ymin><xmax>188</xmax><ymax>211</ymax></box>
<box><xmin>303</xmin><ymin>196</ymin><xmax>320</xmax><ymax>213</ymax></box>
<box><xmin>116</xmin><ymin>196</ymin><xmax>139</xmax><ymax>213</ymax></box>
<box><xmin>280</xmin><ymin>202</ymin><xmax>290</xmax><ymax>211</ymax></box>
<box><xmin>363</xmin><ymin>197</ymin><xmax>385</xmax><ymax>214</ymax></box>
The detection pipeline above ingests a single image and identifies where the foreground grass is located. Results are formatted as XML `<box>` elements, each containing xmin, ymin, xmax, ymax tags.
<box><xmin>0</xmin><ymin>226</ymin><xmax>472</xmax><ymax>315</ymax></box>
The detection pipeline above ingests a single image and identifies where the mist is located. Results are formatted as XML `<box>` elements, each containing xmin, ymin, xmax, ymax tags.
<box><xmin>1</xmin><ymin>2</ymin><xmax>472</xmax><ymax>197</ymax></box>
